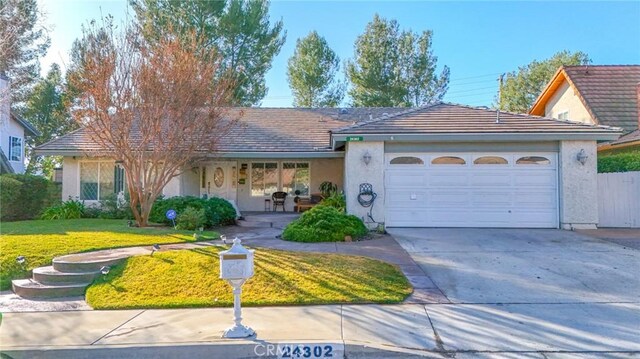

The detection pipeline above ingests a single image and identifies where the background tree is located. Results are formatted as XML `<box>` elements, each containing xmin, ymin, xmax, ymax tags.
<box><xmin>23</xmin><ymin>63</ymin><xmax>77</xmax><ymax>177</ymax></box>
<box><xmin>69</xmin><ymin>19</ymin><xmax>236</xmax><ymax>226</ymax></box>
<box><xmin>287</xmin><ymin>31</ymin><xmax>345</xmax><ymax>107</ymax></box>
<box><xmin>346</xmin><ymin>14</ymin><xmax>449</xmax><ymax>107</ymax></box>
<box><xmin>131</xmin><ymin>0</ymin><xmax>286</xmax><ymax>106</ymax></box>
<box><xmin>0</xmin><ymin>0</ymin><xmax>49</xmax><ymax>108</ymax></box>
<box><xmin>496</xmin><ymin>50</ymin><xmax>590</xmax><ymax>112</ymax></box>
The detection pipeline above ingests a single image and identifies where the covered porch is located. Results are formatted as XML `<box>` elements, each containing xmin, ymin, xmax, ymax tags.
<box><xmin>166</xmin><ymin>156</ymin><xmax>344</xmax><ymax>214</ymax></box>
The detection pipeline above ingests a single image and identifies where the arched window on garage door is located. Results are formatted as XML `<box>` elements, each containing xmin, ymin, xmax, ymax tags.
<box><xmin>516</xmin><ymin>156</ymin><xmax>551</xmax><ymax>165</ymax></box>
<box><xmin>431</xmin><ymin>156</ymin><xmax>466</xmax><ymax>165</ymax></box>
<box><xmin>474</xmin><ymin>156</ymin><xmax>508</xmax><ymax>165</ymax></box>
<box><xmin>390</xmin><ymin>156</ymin><xmax>424</xmax><ymax>165</ymax></box>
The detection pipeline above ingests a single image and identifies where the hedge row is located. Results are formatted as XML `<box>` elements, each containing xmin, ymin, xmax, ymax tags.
<box><xmin>598</xmin><ymin>151</ymin><xmax>640</xmax><ymax>173</ymax></box>
<box><xmin>0</xmin><ymin>174</ymin><xmax>61</xmax><ymax>221</ymax></box>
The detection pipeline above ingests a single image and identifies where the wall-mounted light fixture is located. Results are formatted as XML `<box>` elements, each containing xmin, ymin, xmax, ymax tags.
<box><xmin>577</xmin><ymin>149</ymin><xmax>588</xmax><ymax>165</ymax></box>
<box><xmin>362</xmin><ymin>151</ymin><xmax>372</xmax><ymax>166</ymax></box>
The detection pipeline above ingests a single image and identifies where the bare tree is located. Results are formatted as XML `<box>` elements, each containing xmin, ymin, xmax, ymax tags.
<box><xmin>69</xmin><ymin>19</ymin><xmax>236</xmax><ymax>226</ymax></box>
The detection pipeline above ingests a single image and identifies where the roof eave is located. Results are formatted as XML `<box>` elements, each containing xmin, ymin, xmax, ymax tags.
<box><xmin>333</xmin><ymin>132</ymin><xmax>622</xmax><ymax>148</ymax></box>
<box><xmin>34</xmin><ymin>149</ymin><xmax>345</xmax><ymax>159</ymax></box>
<box><xmin>529</xmin><ymin>67</ymin><xmax>566</xmax><ymax>116</ymax></box>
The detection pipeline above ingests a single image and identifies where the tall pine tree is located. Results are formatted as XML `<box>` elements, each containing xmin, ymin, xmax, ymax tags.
<box><xmin>346</xmin><ymin>14</ymin><xmax>449</xmax><ymax>107</ymax></box>
<box><xmin>23</xmin><ymin>63</ymin><xmax>77</xmax><ymax>176</ymax></box>
<box><xmin>287</xmin><ymin>31</ymin><xmax>345</xmax><ymax>107</ymax></box>
<box><xmin>130</xmin><ymin>0</ymin><xmax>286</xmax><ymax>106</ymax></box>
<box><xmin>0</xmin><ymin>0</ymin><xmax>50</xmax><ymax>108</ymax></box>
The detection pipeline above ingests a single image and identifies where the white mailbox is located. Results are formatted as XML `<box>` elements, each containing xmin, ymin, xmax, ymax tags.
<box><xmin>218</xmin><ymin>237</ymin><xmax>255</xmax><ymax>338</ymax></box>
<box><xmin>219</xmin><ymin>238</ymin><xmax>254</xmax><ymax>280</ymax></box>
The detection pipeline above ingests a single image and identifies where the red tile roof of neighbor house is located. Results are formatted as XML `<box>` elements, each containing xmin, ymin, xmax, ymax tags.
<box><xmin>35</xmin><ymin>104</ymin><xmax>621</xmax><ymax>156</ymax></box>
<box><xmin>530</xmin><ymin>65</ymin><xmax>640</xmax><ymax>132</ymax></box>
<box><xmin>333</xmin><ymin>102</ymin><xmax>622</xmax><ymax>135</ymax></box>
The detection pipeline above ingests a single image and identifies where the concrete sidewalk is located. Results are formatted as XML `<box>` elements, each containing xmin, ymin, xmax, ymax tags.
<box><xmin>2</xmin><ymin>303</ymin><xmax>639</xmax><ymax>358</ymax></box>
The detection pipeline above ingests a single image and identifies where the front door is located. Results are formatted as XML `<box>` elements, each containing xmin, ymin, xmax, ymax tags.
<box><xmin>203</xmin><ymin>161</ymin><xmax>237</xmax><ymax>203</ymax></box>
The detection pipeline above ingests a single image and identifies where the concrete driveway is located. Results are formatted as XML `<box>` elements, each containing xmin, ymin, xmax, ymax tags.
<box><xmin>389</xmin><ymin>228</ymin><xmax>640</xmax><ymax>354</ymax></box>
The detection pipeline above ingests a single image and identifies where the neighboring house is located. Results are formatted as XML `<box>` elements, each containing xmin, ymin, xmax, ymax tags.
<box><xmin>0</xmin><ymin>75</ymin><xmax>39</xmax><ymax>174</ymax></box>
<box><xmin>36</xmin><ymin>103</ymin><xmax>620</xmax><ymax>230</ymax></box>
<box><xmin>529</xmin><ymin>65</ymin><xmax>640</xmax><ymax>152</ymax></box>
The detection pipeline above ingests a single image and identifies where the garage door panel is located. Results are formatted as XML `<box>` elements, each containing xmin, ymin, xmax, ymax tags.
<box><xmin>513</xmin><ymin>172</ymin><xmax>557</xmax><ymax>186</ymax></box>
<box><xmin>429</xmin><ymin>173</ymin><xmax>469</xmax><ymax>186</ymax></box>
<box><xmin>387</xmin><ymin>172</ymin><xmax>426</xmax><ymax>187</ymax></box>
<box><xmin>386</xmin><ymin>190</ymin><xmax>428</xmax><ymax>208</ymax></box>
<box><xmin>513</xmin><ymin>191</ymin><xmax>556</xmax><ymax>208</ymax></box>
<box><xmin>470</xmin><ymin>192</ymin><xmax>513</xmax><ymax>207</ymax></box>
<box><xmin>386</xmin><ymin>209</ymin><xmax>428</xmax><ymax>226</ymax></box>
<box><xmin>469</xmin><ymin>173</ymin><xmax>512</xmax><ymax>186</ymax></box>
<box><xmin>511</xmin><ymin>210</ymin><xmax>557</xmax><ymax>227</ymax></box>
<box><xmin>428</xmin><ymin>191</ymin><xmax>470</xmax><ymax>207</ymax></box>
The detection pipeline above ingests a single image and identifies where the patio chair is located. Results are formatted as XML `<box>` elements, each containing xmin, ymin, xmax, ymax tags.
<box><xmin>272</xmin><ymin>191</ymin><xmax>288</xmax><ymax>212</ymax></box>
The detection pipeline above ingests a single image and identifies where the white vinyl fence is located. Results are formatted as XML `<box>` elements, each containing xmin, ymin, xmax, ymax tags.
<box><xmin>598</xmin><ymin>171</ymin><xmax>640</xmax><ymax>228</ymax></box>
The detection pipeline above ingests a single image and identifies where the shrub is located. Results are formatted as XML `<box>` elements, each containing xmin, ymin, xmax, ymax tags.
<box><xmin>149</xmin><ymin>196</ymin><xmax>236</xmax><ymax>228</ymax></box>
<box><xmin>0</xmin><ymin>177</ymin><xmax>22</xmax><ymax>218</ymax></box>
<box><xmin>598</xmin><ymin>151</ymin><xmax>640</xmax><ymax>173</ymax></box>
<box><xmin>282</xmin><ymin>205</ymin><xmax>368</xmax><ymax>242</ymax></box>
<box><xmin>176</xmin><ymin>206</ymin><xmax>206</xmax><ymax>230</ymax></box>
<box><xmin>320</xmin><ymin>192</ymin><xmax>346</xmax><ymax>213</ymax></box>
<box><xmin>41</xmin><ymin>199</ymin><xmax>85</xmax><ymax>220</ymax></box>
<box><xmin>203</xmin><ymin>197</ymin><xmax>237</xmax><ymax>227</ymax></box>
<box><xmin>0</xmin><ymin>174</ymin><xmax>59</xmax><ymax>221</ymax></box>
<box><xmin>99</xmin><ymin>192</ymin><xmax>133</xmax><ymax>219</ymax></box>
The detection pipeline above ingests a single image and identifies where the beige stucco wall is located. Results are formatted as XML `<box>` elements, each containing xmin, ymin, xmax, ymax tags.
<box><xmin>558</xmin><ymin>140</ymin><xmax>599</xmax><ymax>229</ymax></box>
<box><xmin>344</xmin><ymin>141</ymin><xmax>385</xmax><ymax>228</ymax></box>
<box><xmin>545</xmin><ymin>81</ymin><xmax>593</xmax><ymax>124</ymax></box>
<box><xmin>162</xmin><ymin>169</ymin><xmax>201</xmax><ymax>197</ymax></box>
<box><xmin>235</xmin><ymin>157</ymin><xmax>344</xmax><ymax>212</ymax></box>
<box><xmin>61</xmin><ymin>157</ymin><xmax>80</xmax><ymax>200</ymax></box>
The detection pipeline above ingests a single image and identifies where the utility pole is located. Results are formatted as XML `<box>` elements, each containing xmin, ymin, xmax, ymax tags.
<box><xmin>497</xmin><ymin>74</ymin><xmax>504</xmax><ymax>110</ymax></box>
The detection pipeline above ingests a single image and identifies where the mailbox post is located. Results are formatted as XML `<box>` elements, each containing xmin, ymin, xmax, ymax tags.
<box><xmin>219</xmin><ymin>237</ymin><xmax>255</xmax><ymax>338</ymax></box>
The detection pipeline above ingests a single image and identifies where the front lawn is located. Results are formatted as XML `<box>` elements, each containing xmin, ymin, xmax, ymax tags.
<box><xmin>0</xmin><ymin>219</ymin><xmax>216</xmax><ymax>290</ymax></box>
<box><xmin>86</xmin><ymin>247</ymin><xmax>411</xmax><ymax>309</ymax></box>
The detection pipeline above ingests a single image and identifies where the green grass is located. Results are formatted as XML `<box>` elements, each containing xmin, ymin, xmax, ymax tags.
<box><xmin>0</xmin><ymin>219</ymin><xmax>217</xmax><ymax>290</ymax></box>
<box><xmin>86</xmin><ymin>247</ymin><xmax>411</xmax><ymax>309</ymax></box>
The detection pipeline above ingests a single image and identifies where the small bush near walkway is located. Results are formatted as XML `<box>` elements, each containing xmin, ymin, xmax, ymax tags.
<box><xmin>0</xmin><ymin>174</ymin><xmax>60</xmax><ymax>221</ymax></box>
<box><xmin>150</xmin><ymin>196</ymin><xmax>236</xmax><ymax>228</ymax></box>
<box><xmin>283</xmin><ymin>205</ymin><xmax>368</xmax><ymax>242</ymax></box>
<box><xmin>598</xmin><ymin>151</ymin><xmax>640</xmax><ymax>173</ymax></box>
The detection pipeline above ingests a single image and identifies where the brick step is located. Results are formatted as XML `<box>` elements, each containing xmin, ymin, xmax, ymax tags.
<box><xmin>12</xmin><ymin>279</ymin><xmax>90</xmax><ymax>299</ymax></box>
<box><xmin>32</xmin><ymin>266</ymin><xmax>100</xmax><ymax>285</ymax></box>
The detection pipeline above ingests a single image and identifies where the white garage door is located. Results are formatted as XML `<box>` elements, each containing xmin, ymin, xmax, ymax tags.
<box><xmin>385</xmin><ymin>153</ymin><xmax>558</xmax><ymax>228</ymax></box>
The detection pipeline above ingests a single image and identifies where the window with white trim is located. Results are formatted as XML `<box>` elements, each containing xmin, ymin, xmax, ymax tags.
<box><xmin>8</xmin><ymin>136</ymin><xmax>22</xmax><ymax>161</ymax></box>
<box><xmin>282</xmin><ymin>162</ymin><xmax>310</xmax><ymax>196</ymax></box>
<box><xmin>251</xmin><ymin>162</ymin><xmax>278</xmax><ymax>197</ymax></box>
<box><xmin>80</xmin><ymin>162</ymin><xmax>124</xmax><ymax>200</ymax></box>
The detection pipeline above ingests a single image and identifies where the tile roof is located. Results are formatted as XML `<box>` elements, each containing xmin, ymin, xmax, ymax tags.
<box><xmin>35</xmin><ymin>107</ymin><xmax>406</xmax><ymax>154</ymax></box>
<box><xmin>531</xmin><ymin>65</ymin><xmax>640</xmax><ymax>132</ymax></box>
<box><xmin>333</xmin><ymin>103</ymin><xmax>622</xmax><ymax>135</ymax></box>
<box><xmin>36</xmin><ymin>104</ymin><xmax>622</xmax><ymax>156</ymax></box>
<box><xmin>609</xmin><ymin>129</ymin><xmax>640</xmax><ymax>146</ymax></box>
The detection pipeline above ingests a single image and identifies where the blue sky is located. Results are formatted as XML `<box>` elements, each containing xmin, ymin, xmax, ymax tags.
<box><xmin>39</xmin><ymin>1</ymin><xmax>640</xmax><ymax>108</ymax></box>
